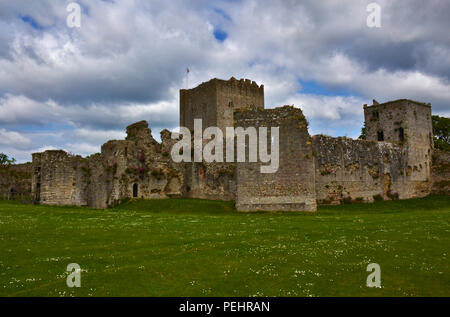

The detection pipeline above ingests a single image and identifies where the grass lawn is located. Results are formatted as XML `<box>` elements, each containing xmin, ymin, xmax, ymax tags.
<box><xmin>0</xmin><ymin>196</ymin><xmax>449</xmax><ymax>297</ymax></box>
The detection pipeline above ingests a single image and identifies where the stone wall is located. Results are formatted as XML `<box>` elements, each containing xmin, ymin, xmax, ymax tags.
<box><xmin>181</xmin><ymin>127</ymin><xmax>237</xmax><ymax>201</ymax></box>
<box><xmin>313</xmin><ymin>136</ymin><xmax>407</xmax><ymax>204</ymax></box>
<box><xmin>180</xmin><ymin>79</ymin><xmax>218</xmax><ymax>131</ymax></box>
<box><xmin>182</xmin><ymin>162</ymin><xmax>236</xmax><ymax>201</ymax></box>
<box><xmin>431</xmin><ymin>149</ymin><xmax>450</xmax><ymax>195</ymax></box>
<box><xmin>32</xmin><ymin>121</ymin><xmax>184</xmax><ymax>208</ymax></box>
<box><xmin>0</xmin><ymin>163</ymin><xmax>32</xmax><ymax>200</ymax></box>
<box><xmin>234</xmin><ymin>106</ymin><xmax>316</xmax><ymax>212</ymax></box>
<box><xmin>31</xmin><ymin>151</ymin><xmax>88</xmax><ymax>206</ymax></box>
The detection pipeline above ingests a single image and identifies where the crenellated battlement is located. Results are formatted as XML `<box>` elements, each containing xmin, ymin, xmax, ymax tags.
<box><xmin>180</xmin><ymin>77</ymin><xmax>264</xmax><ymax>131</ymax></box>
<box><xmin>181</xmin><ymin>77</ymin><xmax>264</xmax><ymax>93</ymax></box>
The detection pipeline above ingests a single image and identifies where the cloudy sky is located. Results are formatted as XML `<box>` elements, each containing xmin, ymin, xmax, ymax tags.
<box><xmin>0</xmin><ymin>0</ymin><xmax>449</xmax><ymax>162</ymax></box>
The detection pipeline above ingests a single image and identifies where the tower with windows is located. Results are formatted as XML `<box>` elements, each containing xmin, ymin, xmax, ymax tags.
<box><xmin>363</xmin><ymin>99</ymin><xmax>433</xmax><ymax>196</ymax></box>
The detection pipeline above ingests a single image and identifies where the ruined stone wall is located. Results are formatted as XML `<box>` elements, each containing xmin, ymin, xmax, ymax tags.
<box><xmin>31</xmin><ymin>151</ymin><xmax>88</xmax><ymax>206</ymax></box>
<box><xmin>99</xmin><ymin>139</ymin><xmax>136</xmax><ymax>208</ymax></box>
<box><xmin>0</xmin><ymin>163</ymin><xmax>32</xmax><ymax>200</ymax></box>
<box><xmin>32</xmin><ymin>121</ymin><xmax>184</xmax><ymax>208</ymax></box>
<box><xmin>183</xmin><ymin>161</ymin><xmax>236</xmax><ymax>201</ymax></box>
<box><xmin>31</xmin><ymin>153</ymin><xmax>41</xmax><ymax>203</ymax></box>
<box><xmin>313</xmin><ymin>136</ymin><xmax>408</xmax><ymax>204</ymax></box>
<box><xmin>234</xmin><ymin>106</ymin><xmax>316</xmax><ymax>212</ymax></box>
<box><xmin>431</xmin><ymin>149</ymin><xmax>450</xmax><ymax>195</ymax></box>
<box><xmin>120</xmin><ymin>121</ymin><xmax>183</xmax><ymax>202</ymax></box>
<box><xmin>402</xmin><ymin>103</ymin><xmax>433</xmax><ymax>196</ymax></box>
<box><xmin>180</xmin><ymin>126</ymin><xmax>237</xmax><ymax>201</ymax></box>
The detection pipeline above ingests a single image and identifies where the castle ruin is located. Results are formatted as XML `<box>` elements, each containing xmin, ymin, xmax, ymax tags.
<box><xmin>30</xmin><ymin>77</ymin><xmax>434</xmax><ymax>211</ymax></box>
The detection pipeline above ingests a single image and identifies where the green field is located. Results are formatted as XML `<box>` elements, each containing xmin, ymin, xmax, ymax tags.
<box><xmin>0</xmin><ymin>196</ymin><xmax>449</xmax><ymax>297</ymax></box>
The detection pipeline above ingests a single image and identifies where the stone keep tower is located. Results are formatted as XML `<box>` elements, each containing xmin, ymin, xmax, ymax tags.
<box><xmin>363</xmin><ymin>99</ymin><xmax>433</xmax><ymax>197</ymax></box>
<box><xmin>179</xmin><ymin>77</ymin><xmax>264</xmax><ymax>202</ymax></box>
<box><xmin>180</xmin><ymin>77</ymin><xmax>264</xmax><ymax>131</ymax></box>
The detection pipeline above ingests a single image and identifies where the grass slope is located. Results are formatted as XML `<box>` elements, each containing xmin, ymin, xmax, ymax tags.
<box><xmin>0</xmin><ymin>196</ymin><xmax>449</xmax><ymax>297</ymax></box>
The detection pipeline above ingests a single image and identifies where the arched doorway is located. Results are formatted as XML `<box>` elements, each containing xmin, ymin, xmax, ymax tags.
<box><xmin>133</xmin><ymin>183</ymin><xmax>138</xmax><ymax>198</ymax></box>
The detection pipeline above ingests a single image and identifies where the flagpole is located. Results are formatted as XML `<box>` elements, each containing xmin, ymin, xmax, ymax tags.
<box><xmin>186</xmin><ymin>67</ymin><xmax>189</xmax><ymax>89</ymax></box>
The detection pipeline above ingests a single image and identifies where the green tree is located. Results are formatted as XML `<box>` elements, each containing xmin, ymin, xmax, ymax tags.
<box><xmin>358</xmin><ymin>124</ymin><xmax>367</xmax><ymax>140</ymax></box>
<box><xmin>432</xmin><ymin>115</ymin><xmax>450</xmax><ymax>151</ymax></box>
<box><xmin>0</xmin><ymin>153</ymin><xmax>16</xmax><ymax>166</ymax></box>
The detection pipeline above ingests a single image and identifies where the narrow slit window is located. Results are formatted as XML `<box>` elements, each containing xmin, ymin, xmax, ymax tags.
<box><xmin>399</xmin><ymin>127</ymin><xmax>405</xmax><ymax>142</ymax></box>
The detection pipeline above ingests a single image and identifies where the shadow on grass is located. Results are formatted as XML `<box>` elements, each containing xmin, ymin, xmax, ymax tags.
<box><xmin>317</xmin><ymin>194</ymin><xmax>450</xmax><ymax>215</ymax></box>
<box><xmin>111</xmin><ymin>195</ymin><xmax>450</xmax><ymax>217</ymax></box>
<box><xmin>113</xmin><ymin>197</ymin><xmax>237</xmax><ymax>215</ymax></box>
<box><xmin>1</xmin><ymin>195</ymin><xmax>448</xmax><ymax>217</ymax></box>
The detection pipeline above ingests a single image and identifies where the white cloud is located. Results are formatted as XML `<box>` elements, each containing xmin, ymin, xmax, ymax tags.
<box><xmin>72</xmin><ymin>128</ymin><xmax>126</xmax><ymax>144</ymax></box>
<box><xmin>0</xmin><ymin>94</ymin><xmax>57</xmax><ymax>125</ymax></box>
<box><xmin>280</xmin><ymin>93</ymin><xmax>367</xmax><ymax>138</ymax></box>
<box><xmin>35</xmin><ymin>145</ymin><xmax>58</xmax><ymax>152</ymax></box>
<box><xmin>0</xmin><ymin>128</ymin><xmax>31</xmax><ymax>149</ymax></box>
<box><xmin>65</xmin><ymin>143</ymin><xmax>101</xmax><ymax>157</ymax></box>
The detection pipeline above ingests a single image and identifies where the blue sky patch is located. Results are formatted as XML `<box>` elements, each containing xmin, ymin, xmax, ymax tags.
<box><xmin>20</xmin><ymin>15</ymin><xmax>44</xmax><ymax>30</ymax></box>
<box><xmin>298</xmin><ymin>80</ymin><xmax>360</xmax><ymax>97</ymax></box>
<box><xmin>213</xmin><ymin>28</ymin><xmax>228</xmax><ymax>42</ymax></box>
<box><xmin>213</xmin><ymin>7</ymin><xmax>232</xmax><ymax>21</ymax></box>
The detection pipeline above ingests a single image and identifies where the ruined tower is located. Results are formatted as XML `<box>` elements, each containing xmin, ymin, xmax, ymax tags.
<box><xmin>364</xmin><ymin>99</ymin><xmax>433</xmax><ymax>197</ymax></box>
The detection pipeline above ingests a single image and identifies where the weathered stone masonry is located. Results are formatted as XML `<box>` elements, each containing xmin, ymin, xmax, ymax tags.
<box><xmin>31</xmin><ymin>121</ymin><xmax>183</xmax><ymax>209</ymax></box>
<box><xmin>0</xmin><ymin>163</ymin><xmax>31</xmax><ymax>200</ymax></box>
<box><xmin>313</xmin><ymin>100</ymin><xmax>434</xmax><ymax>204</ymax></box>
<box><xmin>313</xmin><ymin>136</ymin><xmax>407</xmax><ymax>204</ymax></box>
<box><xmin>30</xmin><ymin>77</ymin><xmax>441</xmax><ymax>211</ymax></box>
<box><xmin>234</xmin><ymin>106</ymin><xmax>316</xmax><ymax>211</ymax></box>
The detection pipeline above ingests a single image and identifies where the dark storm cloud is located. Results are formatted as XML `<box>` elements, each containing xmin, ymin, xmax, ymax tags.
<box><xmin>336</xmin><ymin>0</ymin><xmax>450</xmax><ymax>80</ymax></box>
